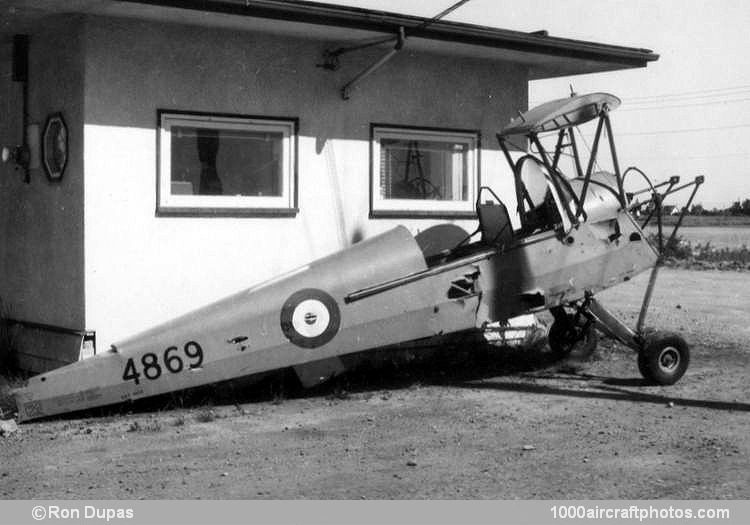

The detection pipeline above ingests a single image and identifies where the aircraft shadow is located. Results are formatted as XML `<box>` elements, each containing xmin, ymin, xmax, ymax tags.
<box><xmin>64</xmin><ymin>342</ymin><xmax>568</xmax><ymax>419</ymax></box>
<box><xmin>316</xmin><ymin>343</ymin><xmax>750</xmax><ymax>414</ymax></box>
<box><xmin>35</xmin><ymin>340</ymin><xmax>749</xmax><ymax>421</ymax></box>
<box><xmin>441</xmin><ymin>377</ymin><xmax>750</xmax><ymax>413</ymax></box>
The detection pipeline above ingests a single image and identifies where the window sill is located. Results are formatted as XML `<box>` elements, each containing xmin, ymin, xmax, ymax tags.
<box><xmin>156</xmin><ymin>207</ymin><xmax>299</xmax><ymax>218</ymax></box>
<box><xmin>369</xmin><ymin>209</ymin><xmax>477</xmax><ymax>220</ymax></box>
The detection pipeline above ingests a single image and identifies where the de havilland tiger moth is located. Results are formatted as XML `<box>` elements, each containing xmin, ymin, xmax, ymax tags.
<box><xmin>13</xmin><ymin>92</ymin><xmax>704</xmax><ymax>422</ymax></box>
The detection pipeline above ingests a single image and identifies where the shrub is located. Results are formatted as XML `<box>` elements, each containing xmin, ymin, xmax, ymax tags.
<box><xmin>648</xmin><ymin>233</ymin><xmax>750</xmax><ymax>265</ymax></box>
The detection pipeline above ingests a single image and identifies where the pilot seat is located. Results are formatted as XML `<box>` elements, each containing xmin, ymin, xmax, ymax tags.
<box><xmin>476</xmin><ymin>187</ymin><xmax>513</xmax><ymax>248</ymax></box>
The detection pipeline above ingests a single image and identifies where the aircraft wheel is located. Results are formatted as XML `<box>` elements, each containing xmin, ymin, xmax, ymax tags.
<box><xmin>637</xmin><ymin>332</ymin><xmax>689</xmax><ymax>385</ymax></box>
<box><xmin>548</xmin><ymin>313</ymin><xmax>598</xmax><ymax>360</ymax></box>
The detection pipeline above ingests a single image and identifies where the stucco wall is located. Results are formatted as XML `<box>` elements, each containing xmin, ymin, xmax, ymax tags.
<box><xmin>0</xmin><ymin>43</ymin><xmax>18</xmax><ymax>302</ymax></box>
<box><xmin>0</xmin><ymin>17</ymin><xmax>85</xmax><ymax>332</ymax></box>
<box><xmin>82</xmin><ymin>16</ymin><xmax>527</xmax><ymax>349</ymax></box>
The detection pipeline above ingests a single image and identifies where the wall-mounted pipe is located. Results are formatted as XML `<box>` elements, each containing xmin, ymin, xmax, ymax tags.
<box><xmin>2</xmin><ymin>35</ymin><xmax>32</xmax><ymax>183</ymax></box>
<box><xmin>341</xmin><ymin>26</ymin><xmax>404</xmax><ymax>100</ymax></box>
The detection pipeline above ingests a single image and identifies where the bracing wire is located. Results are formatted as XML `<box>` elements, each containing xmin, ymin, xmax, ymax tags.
<box><xmin>575</xmin><ymin>126</ymin><xmax>601</xmax><ymax>173</ymax></box>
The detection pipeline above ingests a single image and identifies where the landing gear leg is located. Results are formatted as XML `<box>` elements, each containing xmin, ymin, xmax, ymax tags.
<box><xmin>578</xmin><ymin>291</ymin><xmax>689</xmax><ymax>385</ymax></box>
<box><xmin>547</xmin><ymin>303</ymin><xmax>598</xmax><ymax>360</ymax></box>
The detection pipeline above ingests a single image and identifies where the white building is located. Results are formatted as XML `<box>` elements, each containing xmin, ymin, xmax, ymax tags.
<box><xmin>0</xmin><ymin>0</ymin><xmax>657</xmax><ymax>371</ymax></box>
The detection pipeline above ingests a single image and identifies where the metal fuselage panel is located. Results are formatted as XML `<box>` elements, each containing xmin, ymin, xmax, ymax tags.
<box><xmin>14</xmin><ymin>226</ymin><xmax>480</xmax><ymax>421</ymax></box>
<box><xmin>14</xmin><ymin>210</ymin><xmax>656</xmax><ymax>422</ymax></box>
<box><xmin>477</xmin><ymin>210</ymin><xmax>657</xmax><ymax>323</ymax></box>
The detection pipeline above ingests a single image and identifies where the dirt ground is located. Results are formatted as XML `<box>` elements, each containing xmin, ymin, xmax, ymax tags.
<box><xmin>1</xmin><ymin>268</ymin><xmax>748</xmax><ymax>499</ymax></box>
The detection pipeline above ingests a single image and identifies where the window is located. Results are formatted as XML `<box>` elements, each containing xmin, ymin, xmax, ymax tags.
<box><xmin>371</xmin><ymin>125</ymin><xmax>479</xmax><ymax>217</ymax></box>
<box><xmin>157</xmin><ymin>111</ymin><xmax>297</xmax><ymax>215</ymax></box>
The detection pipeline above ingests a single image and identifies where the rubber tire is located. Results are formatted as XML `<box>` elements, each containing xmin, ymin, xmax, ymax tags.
<box><xmin>548</xmin><ymin>314</ymin><xmax>598</xmax><ymax>360</ymax></box>
<box><xmin>637</xmin><ymin>331</ymin><xmax>689</xmax><ymax>385</ymax></box>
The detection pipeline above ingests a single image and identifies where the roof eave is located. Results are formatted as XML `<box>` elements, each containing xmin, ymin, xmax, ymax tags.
<box><xmin>117</xmin><ymin>0</ymin><xmax>658</xmax><ymax>70</ymax></box>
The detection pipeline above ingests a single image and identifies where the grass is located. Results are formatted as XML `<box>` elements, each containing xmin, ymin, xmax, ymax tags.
<box><xmin>682</xmin><ymin>242</ymin><xmax>750</xmax><ymax>263</ymax></box>
<box><xmin>656</xmin><ymin>215</ymin><xmax>750</xmax><ymax>227</ymax></box>
<box><xmin>194</xmin><ymin>408</ymin><xmax>217</xmax><ymax>423</ymax></box>
<box><xmin>127</xmin><ymin>419</ymin><xmax>163</xmax><ymax>433</ymax></box>
<box><xmin>326</xmin><ymin>385</ymin><xmax>351</xmax><ymax>401</ymax></box>
<box><xmin>652</xmin><ymin>234</ymin><xmax>750</xmax><ymax>267</ymax></box>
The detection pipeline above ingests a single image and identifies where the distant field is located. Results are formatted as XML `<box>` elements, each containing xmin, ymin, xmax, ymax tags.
<box><xmin>644</xmin><ymin>225</ymin><xmax>750</xmax><ymax>249</ymax></box>
<box><xmin>646</xmin><ymin>225</ymin><xmax>750</xmax><ymax>249</ymax></box>
<box><xmin>640</xmin><ymin>215</ymin><xmax>750</xmax><ymax>249</ymax></box>
<box><xmin>655</xmin><ymin>215</ymin><xmax>750</xmax><ymax>227</ymax></box>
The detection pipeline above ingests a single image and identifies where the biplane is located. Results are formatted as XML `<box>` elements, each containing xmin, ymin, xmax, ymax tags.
<box><xmin>14</xmin><ymin>92</ymin><xmax>703</xmax><ymax>421</ymax></box>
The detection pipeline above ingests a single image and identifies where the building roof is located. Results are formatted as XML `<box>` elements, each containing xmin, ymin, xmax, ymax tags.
<box><xmin>123</xmin><ymin>0</ymin><xmax>659</xmax><ymax>78</ymax></box>
<box><xmin>2</xmin><ymin>0</ymin><xmax>658</xmax><ymax>79</ymax></box>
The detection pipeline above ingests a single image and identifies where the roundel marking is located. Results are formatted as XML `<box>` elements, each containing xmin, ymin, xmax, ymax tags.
<box><xmin>280</xmin><ymin>289</ymin><xmax>341</xmax><ymax>348</ymax></box>
<box><xmin>291</xmin><ymin>299</ymin><xmax>330</xmax><ymax>338</ymax></box>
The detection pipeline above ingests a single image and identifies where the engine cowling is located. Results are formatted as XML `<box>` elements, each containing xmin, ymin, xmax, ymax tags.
<box><xmin>568</xmin><ymin>171</ymin><xmax>622</xmax><ymax>223</ymax></box>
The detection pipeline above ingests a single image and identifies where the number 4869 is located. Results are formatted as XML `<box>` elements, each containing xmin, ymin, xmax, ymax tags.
<box><xmin>122</xmin><ymin>341</ymin><xmax>203</xmax><ymax>385</ymax></box>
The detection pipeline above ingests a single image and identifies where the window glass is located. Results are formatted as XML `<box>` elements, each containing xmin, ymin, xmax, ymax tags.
<box><xmin>158</xmin><ymin>113</ymin><xmax>296</xmax><ymax>215</ymax></box>
<box><xmin>372</xmin><ymin>127</ymin><xmax>479</xmax><ymax>217</ymax></box>
<box><xmin>379</xmin><ymin>139</ymin><xmax>469</xmax><ymax>201</ymax></box>
<box><xmin>170</xmin><ymin>127</ymin><xmax>284</xmax><ymax>197</ymax></box>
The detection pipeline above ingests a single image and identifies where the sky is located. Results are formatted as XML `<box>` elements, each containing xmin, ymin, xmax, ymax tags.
<box><xmin>324</xmin><ymin>0</ymin><xmax>750</xmax><ymax>209</ymax></box>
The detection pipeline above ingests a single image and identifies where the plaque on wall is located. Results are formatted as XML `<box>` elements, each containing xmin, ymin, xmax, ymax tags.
<box><xmin>42</xmin><ymin>113</ymin><xmax>68</xmax><ymax>181</ymax></box>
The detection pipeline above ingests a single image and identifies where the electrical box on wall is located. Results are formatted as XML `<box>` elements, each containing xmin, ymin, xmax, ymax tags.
<box><xmin>12</xmin><ymin>34</ymin><xmax>29</xmax><ymax>82</ymax></box>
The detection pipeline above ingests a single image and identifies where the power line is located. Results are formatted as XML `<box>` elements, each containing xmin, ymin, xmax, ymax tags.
<box><xmin>608</xmin><ymin>123</ymin><xmax>750</xmax><ymax>137</ymax></box>
<box><xmin>623</xmin><ymin>84</ymin><xmax>750</xmax><ymax>102</ymax></box>
<box><xmin>633</xmin><ymin>152</ymin><xmax>750</xmax><ymax>161</ymax></box>
<box><xmin>529</xmin><ymin>96</ymin><xmax>750</xmax><ymax>112</ymax></box>
<box><xmin>620</xmin><ymin>96</ymin><xmax>750</xmax><ymax>112</ymax></box>
<box><xmin>624</xmin><ymin>90</ymin><xmax>750</xmax><ymax>105</ymax></box>
<box><xmin>415</xmin><ymin>0</ymin><xmax>473</xmax><ymax>30</ymax></box>
<box><xmin>558</xmin><ymin>123</ymin><xmax>750</xmax><ymax>141</ymax></box>
<box><xmin>530</xmin><ymin>85</ymin><xmax>750</xmax><ymax>108</ymax></box>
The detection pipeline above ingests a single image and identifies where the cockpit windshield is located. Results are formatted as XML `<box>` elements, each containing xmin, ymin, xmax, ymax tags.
<box><xmin>516</xmin><ymin>156</ymin><xmax>564</xmax><ymax>235</ymax></box>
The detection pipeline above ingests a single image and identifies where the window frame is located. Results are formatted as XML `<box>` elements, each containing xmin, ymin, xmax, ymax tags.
<box><xmin>370</xmin><ymin>124</ymin><xmax>481</xmax><ymax>219</ymax></box>
<box><xmin>156</xmin><ymin>110</ymin><xmax>299</xmax><ymax>217</ymax></box>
